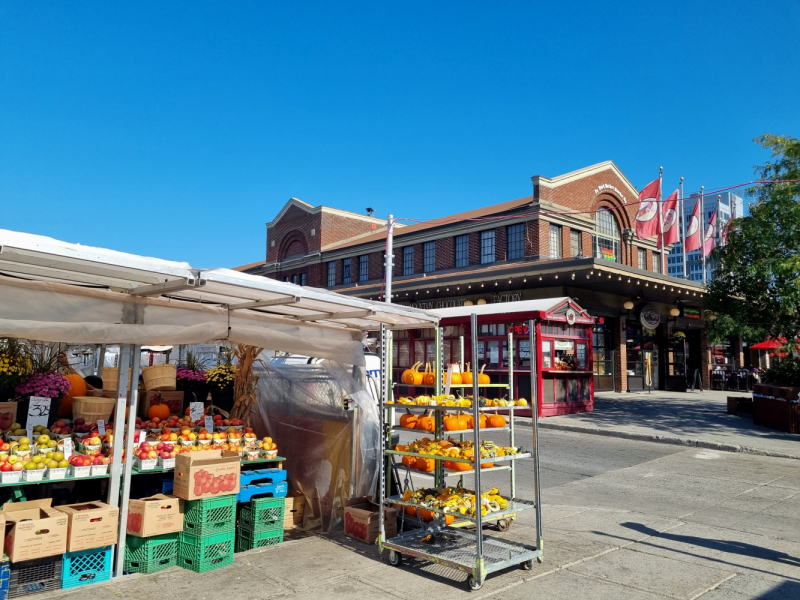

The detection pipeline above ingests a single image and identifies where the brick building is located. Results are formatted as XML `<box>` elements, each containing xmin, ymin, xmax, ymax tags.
<box><xmin>239</xmin><ymin>161</ymin><xmax>724</xmax><ymax>395</ymax></box>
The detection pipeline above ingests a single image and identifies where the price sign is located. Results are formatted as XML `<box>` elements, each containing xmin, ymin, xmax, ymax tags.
<box><xmin>27</xmin><ymin>396</ymin><xmax>51</xmax><ymax>429</ymax></box>
<box><xmin>444</xmin><ymin>365</ymin><xmax>453</xmax><ymax>396</ymax></box>
<box><xmin>62</xmin><ymin>438</ymin><xmax>73</xmax><ymax>460</ymax></box>
<box><xmin>204</xmin><ymin>416</ymin><xmax>214</xmax><ymax>432</ymax></box>
<box><xmin>97</xmin><ymin>420</ymin><xmax>106</xmax><ymax>436</ymax></box>
<box><xmin>190</xmin><ymin>403</ymin><xmax>204</xmax><ymax>422</ymax></box>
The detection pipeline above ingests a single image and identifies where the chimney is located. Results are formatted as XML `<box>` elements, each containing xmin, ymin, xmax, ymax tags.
<box><xmin>366</xmin><ymin>207</ymin><xmax>374</xmax><ymax>217</ymax></box>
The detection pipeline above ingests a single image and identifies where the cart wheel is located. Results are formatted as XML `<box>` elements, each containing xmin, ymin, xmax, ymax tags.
<box><xmin>496</xmin><ymin>519</ymin><xmax>512</xmax><ymax>532</ymax></box>
<box><xmin>521</xmin><ymin>559</ymin><xmax>534</xmax><ymax>570</ymax></box>
<box><xmin>388</xmin><ymin>550</ymin><xmax>402</xmax><ymax>566</ymax></box>
<box><xmin>467</xmin><ymin>575</ymin><xmax>483</xmax><ymax>591</ymax></box>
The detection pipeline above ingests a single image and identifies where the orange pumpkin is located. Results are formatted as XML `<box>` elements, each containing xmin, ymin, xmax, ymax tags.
<box><xmin>147</xmin><ymin>398</ymin><xmax>170</xmax><ymax>422</ymax></box>
<box><xmin>443</xmin><ymin>413</ymin><xmax>466</xmax><ymax>431</ymax></box>
<box><xmin>418</xmin><ymin>509</ymin><xmax>435</xmax><ymax>522</ymax></box>
<box><xmin>461</xmin><ymin>363</ymin><xmax>474</xmax><ymax>385</ymax></box>
<box><xmin>58</xmin><ymin>373</ymin><xmax>86</xmax><ymax>418</ymax></box>
<box><xmin>481</xmin><ymin>462</ymin><xmax>495</xmax><ymax>468</ymax></box>
<box><xmin>487</xmin><ymin>413</ymin><xmax>506</xmax><ymax>428</ymax></box>
<box><xmin>467</xmin><ymin>414</ymin><xmax>487</xmax><ymax>429</ymax></box>
<box><xmin>402</xmin><ymin>455</ymin><xmax>414</xmax><ymax>467</ymax></box>
<box><xmin>450</xmin><ymin>461</ymin><xmax>472</xmax><ymax>472</ymax></box>
<box><xmin>415</xmin><ymin>415</ymin><xmax>435</xmax><ymax>432</ymax></box>
<box><xmin>444</xmin><ymin>365</ymin><xmax>462</xmax><ymax>386</ymax></box>
<box><xmin>416</xmin><ymin>457</ymin><xmax>435</xmax><ymax>472</ymax></box>
<box><xmin>399</xmin><ymin>413</ymin><xmax>418</xmax><ymax>429</ymax></box>
<box><xmin>478</xmin><ymin>364</ymin><xmax>491</xmax><ymax>385</ymax></box>
<box><xmin>401</xmin><ymin>362</ymin><xmax>423</xmax><ymax>385</ymax></box>
<box><xmin>445</xmin><ymin>514</ymin><xmax>455</xmax><ymax>525</ymax></box>
<box><xmin>405</xmin><ymin>506</ymin><xmax>418</xmax><ymax>517</ymax></box>
<box><xmin>422</xmin><ymin>363</ymin><xmax>436</xmax><ymax>386</ymax></box>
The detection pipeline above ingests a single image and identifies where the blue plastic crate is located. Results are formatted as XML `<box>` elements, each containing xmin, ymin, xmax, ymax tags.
<box><xmin>61</xmin><ymin>546</ymin><xmax>113</xmax><ymax>589</ymax></box>
<box><xmin>0</xmin><ymin>559</ymin><xmax>9</xmax><ymax>600</ymax></box>
<box><xmin>237</xmin><ymin>481</ymin><xmax>288</xmax><ymax>503</ymax></box>
<box><xmin>239</xmin><ymin>468</ymin><xmax>286</xmax><ymax>487</ymax></box>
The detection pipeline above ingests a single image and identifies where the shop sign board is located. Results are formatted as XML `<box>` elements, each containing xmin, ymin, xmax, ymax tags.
<box><xmin>639</xmin><ymin>304</ymin><xmax>661</xmax><ymax>329</ymax></box>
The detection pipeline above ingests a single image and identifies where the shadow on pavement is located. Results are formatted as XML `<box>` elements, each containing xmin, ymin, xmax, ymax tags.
<box><xmin>755</xmin><ymin>580</ymin><xmax>800</xmax><ymax>599</ymax></box>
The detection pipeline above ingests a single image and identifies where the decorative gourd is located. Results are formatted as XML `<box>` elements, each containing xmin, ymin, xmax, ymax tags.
<box><xmin>461</xmin><ymin>363</ymin><xmax>474</xmax><ymax>385</ymax></box>
<box><xmin>58</xmin><ymin>373</ymin><xmax>86</xmax><ymax>418</ymax></box>
<box><xmin>422</xmin><ymin>363</ymin><xmax>436</xmax><ymax>386</ymax></box>
<box><xmin>416</xmin><ymin>457</ymin><xmax>435</xmax><ymax>472</ymax></box>
<box><xmin>450</xmin><ymin>461</ymin><xmax>472</xmax><ymax>472</ymax></box>
<box><xmin>478</xmin><ymin>364</ymin><xmax>491</xmax><ymax>384</ymax></box>
<box><xmin>415</xmin><ymin>414</ymin><xmax>435</xmax><ymax>432</ymax></box>
<box><xmin>399</xmin><ymin>413</ymin><xmax>418</xmax><ymax>429</ymax></box>
<box><xmin>445</xmin><ymin>514</ymin><xmax>455</xmax><ymax>525</ymax></box>
<box><xmin>481</xmin><ymin>462</ymin><xmax>495</xmax><ymax>469</ymax></box>
<box><xmin>487</xmin><ymin>413</ymin><xmax>506</xmax><ymax>428</ymax></box>
<box><xmin>467</xmin><ymin>414</ymin><xmax>487</xmax><ymax>429</ymax></box>
<box><xmin>401</xmin><ymin>362</ymin><xmax>423</xmax><ymax>385</ymax></box>
<box><xmin>515</xmin><ymin>398</ymin><xmax>529</xmax><ymax>406</ymax></box>
<box><xmin>147</xmin><ymin>398</ymin><xmax>170</xmax><ymax>422</ymax></box>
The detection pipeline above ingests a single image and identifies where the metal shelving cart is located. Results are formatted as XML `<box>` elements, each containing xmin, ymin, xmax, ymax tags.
<box><xmin>378</xmin><ymin>315</ymin><xmax>543</xmax><ymax>591</ymax></box>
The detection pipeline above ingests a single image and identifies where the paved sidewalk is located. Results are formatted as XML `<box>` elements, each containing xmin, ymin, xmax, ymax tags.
<box><xmin>538</xmin><ymin>390</ymin><xmax>800</xmax><ymax>459</ymax></box>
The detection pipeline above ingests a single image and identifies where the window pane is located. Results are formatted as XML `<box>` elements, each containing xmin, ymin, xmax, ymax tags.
<box><xmin>549</xmin><ymin>224</ymin><xmax>562</xmax><ymax>258</ymax></box>
<box><xmin>327</xmin><ymin>261</ymin><xmax>336</xmax><ymax>287</ymax></box>
<box><xmin>397</xmin><ymin>341</ymin><xmax>409</xmax><ymax>367</ymax></box>
<box><xmin>480</xmin><ymin>231</ymin><xmax>495</xmax><ymax>264</ymax></box>
<box><xmin>300</xmin><ymin>273</ymin><xmax>306</xmax><ymax>286</ymax></box>
<box><xmin>652</xmin><ymin>252</ymin><xmax>661</xmax><ymax>274</ymax></box>
<box><xmin>487</xmin><ymin>340</ymin><xmax>500</xmax><ymax>365</ymax></box>
<box><xmin>403</xmin><ymin>247</ymin><xmax>414</xmax><ymax>275</ymax></box>
<box><xmin>423</xmin><ymin>241</ymin><xmax>435</xmax><ymax>273</ymax></box>
<box><xmin>342</xmin><ymin>258</ymin><xmax>351</xmax><ymax>284</ymax></box>
<box><xmin>507</xmin><ymin>224</ymin><xmax>524</xmax><ymax>260</ymax></box>
<box><xmin>542</xmin><ymin>341</ymin><xmax>552</xmax><ymax>368</ymax></box>
<box><xmin>359</xmin><ymin>255</ymin><xmax>368</xmax><ymax>282</ymax></box>
<box><xmin>570</xmin><ymin>230</ymin><xmax>582</xmax><ymax>257</ymax></box>
<box><xmin>518</xmin><ymin>339</ymin><xmax>531</xmax><ymax>368</ymax></box>
<box><xmin>576</xmin><ymin>342</ymin><xmax>587</xmax><ymax>370</ymax></box>
<box><xmin>638</xmin><ymin>248</ymin><xmax>646</xmax><ymax>270</ymax></box>
<box><xmin>455</xmin><ymin>234</ymin><xmax>469</xmax><ymax>267</ymax></box>
<box><xmin>595</xmin><ymin>210</ymin><xmax>620</xmax><ymax>261</ymax></box>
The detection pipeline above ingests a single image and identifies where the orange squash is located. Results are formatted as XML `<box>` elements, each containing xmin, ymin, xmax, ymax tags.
<box><xmin>416</xmin><ymin>457</ymin><xmax>435</xmax><ymax>472</ymax></box>
<box><xmin>467</xmin><ymin>414</ymin><xmax>487</xmax><ymax>429</ymax></box>
<box><xmin>59</xmin><ymin>373</ymin><xmax>87</xmax><ymax>418</ymax></box>
<box><xmin>399</xmin><ymin>413</ymin><xmax>418</xmax><ymax>429</ymax></box>
<box><xmin>461</xmin><ymin>363</ymin><xmax>474</xmax><ymax>385</ymax></box>
<box><xmin>443</xmin><ymin>413</ymin><xmax>466</xmax><ymax>431</ymax></box>
<box><xmin>405</xmin><ymin>506</ymin><xmax>418</xmax><ymax>517</ymax></box>
<box><xmin>478</xmin><ymin>364</ymin><xmax>491</xmax><ymax>384</ymax></box>
<box><xmin>450</xmin><ymin>460</ymin><xmax>472</xmax><ymax>472</ymax></box>
<box><xmin>418</xmin><ymin>508</ymin><xmax>435</xmax><ymax>522</ymax></box>
<box><xmin>422</xmin><ymin>363</ymin><xmax>436</xmax><ymax>386</ymax></box>
<box><xmin>402</xmin><ymin>455</ymin><xmax>414</xmax><ymax>467</ymax></box>
<box><xmin>481</xmin><ymin>462</ymin><xmax>495</xmax><ymax>468</ymax></box>
<box><xmin>444</xmin><ymin>365</ymin><xmax>462</xmax><ymax>386</ymax></box>
<box><xmin>445</xmin><ymin>514</ymin><xmax>455</xmax><ymax>525</ymax></box>
<box><xmin>487</xmin><ymin>413</ymin><xmax>506</xmax><ymax>428</ymax></box>
<box><xmin>415</xmin><ymin>415</ymin><xmax>435</xmax><ymax>432</ymax></box>
<box><xmin>147</xmin><ymin>397</ymin><xmax>170</xmax><ymax>422</ymax></box>
<box><xmin>401</xmin><ymin>362</ymin><xmax>423</xmax><ymax>385</ymax></box>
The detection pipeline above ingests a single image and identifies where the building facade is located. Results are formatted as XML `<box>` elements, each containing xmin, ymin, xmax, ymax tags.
<box><xmin>240</xmin><ymin>161</ymin><xmax>731</xmax><ymax>396</ymax></box>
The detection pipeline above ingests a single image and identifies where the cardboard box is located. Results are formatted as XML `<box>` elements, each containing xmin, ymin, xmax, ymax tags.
<box><xmin>0</xmin><ymin>402</ymin><xmax>18</xmax><ymax>431</ymax></box>
<box><xmin>139</xmin><ymin>391</ymin><xmax>184</xmax><ymax>418</ymax></box>
<box><xmin>56</xmin><ymin>501</ymin><xmax>119</xmax><ymax>552</ymax></box>
<box><xmin>284</xmin><ymin>492</ymin><xmax>305</xmax><ymax>529</ymax></box>
<box><xmin>2</xmin><ymin>499</ymin><xmax>68</xmax><ymax>562</ymax></box>
<box><xmin>126</xmin><ymin>494</ymin><xmax>184</xmax><ymax>538</ymax></box>
<box><xmin>343</xmin><ymin>497</ymin><xmax>397</xmax><ymax>544</ymax></box>
<box><xmin>172</xmin><ymin>449</ymin><xmax>240</xmax><ymax>501</ymax></box>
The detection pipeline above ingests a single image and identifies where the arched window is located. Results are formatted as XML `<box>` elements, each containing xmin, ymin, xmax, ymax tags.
<box><xmin>594</xmin><ymin>209</ymin><xmax>620</xmax><ymax>263</ymax></box>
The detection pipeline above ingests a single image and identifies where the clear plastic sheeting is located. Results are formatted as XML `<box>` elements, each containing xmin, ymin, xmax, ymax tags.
<box><xmin>249</xmin><ymin>360</ymin><xmax>379</xmax><ymax>532</ymax></box>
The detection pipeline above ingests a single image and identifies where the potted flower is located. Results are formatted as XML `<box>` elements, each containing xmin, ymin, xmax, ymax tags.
<box><xmin>207</xmin><ymin>362</ymin><xmax>236</xmax><ymax>413</ymax></box>
<box><xmin>176</xmin><ymin>351</ymin><xmax>209</xmax><ymax>411</ymax></box>
<box><xmin>753</xmin><ymin>357</ymin><xmax>800</xmax><ymax>433</ymax></box>
<box><xmin>0</xmin><ymin>339</ymin><xmax>30</xmax><ymax>401</ymax></box>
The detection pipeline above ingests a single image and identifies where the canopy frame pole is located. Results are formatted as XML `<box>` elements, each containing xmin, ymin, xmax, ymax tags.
<box><xmin>114</xmin><ymin>344</ymin><xmax>141</xmax><ymax>577</ymax></box>
<box><xmin>107</xmin><ymin>344</ymin><xmax>131</xmax><ymax>506</ymax></box>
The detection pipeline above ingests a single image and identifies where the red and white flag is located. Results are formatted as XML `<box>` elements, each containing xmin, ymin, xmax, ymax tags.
<box><xmin>635</xmin><ymin>178</ymin><xmax>661</xmax><ymax>240</ymax></box>
<box><xmin>720</xmin><ymin>218</ymin><xmax>732</xmax><ymax>245</ymax></box>
<box><xmin>684</xmin><ymin>200</ymin><xmax>702</xmax><ymax>252</ymax></box>
<box><xmin>658</xmin><ymin>190</ymin><xmax>679</xmax><ymax>248</ymax></box>
<box><xmin>703</xmin><ymin>209</ymin><xmax>717</xmax><ymax>256</ymax></box>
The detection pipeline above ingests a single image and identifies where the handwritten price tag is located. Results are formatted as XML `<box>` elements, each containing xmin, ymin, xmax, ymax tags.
<box><xmin>27</xmin><ymin>396</ymin><xmax>51</xmax><ymax>429</ymax></box>
<box><xmin>190</xmin><ymin>403</ymin><xmax>204</xmax><ymax>422</ymax></box>
<box><xmin>204</xmin><ymin>416</ymin><xmax>214</xmax><ymax>431</ymax></box>
<box><xmin>97</xmin><ymin>420</ymin><xmax>106</xmax><ymax>436</ymax></box>
<box><xmin>62</xmin><ymin>438</ymin><xmax>73</xmax><ymax>460</ymax></box>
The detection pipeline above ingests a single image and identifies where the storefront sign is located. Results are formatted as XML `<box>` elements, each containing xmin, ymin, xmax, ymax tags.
<box><xmin>683</xmin><ymin>307</ymin><xmax>701</xmax><ymax>319</ymax></box>
<box><xmin>509</xmin><ymin>324</ymin><xmax>529</xmax><ymax>335</ymax></box>
<box><xmin>406</xmin><ymin>299</ymin><xmax>466</xmax><ymax>310</ymax></box>
<box><xmin>492</xmin><ymin>292</ymin><xmax>522</xmax><ymax>304</ymax></box>
<box><xmin>639</xmin><ymin>304</ymin><xmax>661</xmax><ymax>329</ymax></box>
<box><xmin>594</xmin><ymin>183</ymin><xmax>628</xmax><ymax>204</ymax></box>
<box><xmin>566</xmin><ymin>309</ymin><xmax>576</xmax><ymax>325</ymax></box>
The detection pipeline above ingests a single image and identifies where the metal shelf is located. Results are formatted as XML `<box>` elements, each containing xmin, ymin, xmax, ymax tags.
<box><xmin>387</xmin><ymin>495</ymin><xmax>536</xmax><ymax>524</ymax></box>
<box><xmin>392</xmin><ymin>426</ymin><xmax>511</xmax><ymax>435</ymax></box>
<box><xmin>386</xmin><ymin>404</ymin><xmax>527</xmax><ymax>412</ymax></box>
<box><xmin>385</xmin><ymin>450</ymin><xmax>531</xmax><ymax>465</ymax></box>
<box><xmin>394</xmin><ymin>383</ymin><xmax>510</xmax><ymax>388</ymax></box>
<box><xmin>400</xmin><ymin>464</ymin><xmax>511</xmax><ymax>477</ymax></box>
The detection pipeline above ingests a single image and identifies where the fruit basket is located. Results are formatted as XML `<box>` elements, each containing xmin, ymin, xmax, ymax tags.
<box><xmin>178</xmin><ymin>530</ymin><xmax>235</xmax><ymax>573</ymax></box>
<box><xmin>124</xmin><ymin>533</ymin><xmax>179</xmax><ymax>574</ymax></box>
<box><xmin>61</xmin><ymin>545</ymin><xmax>112</xmax><ymax>589</ymax></box>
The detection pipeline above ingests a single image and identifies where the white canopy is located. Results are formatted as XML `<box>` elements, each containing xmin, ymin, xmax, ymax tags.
<box><xmin>0</xmin><ymin>229</ymin><xmax>438</xmax><ymax>366</ymax></box>
<box><xmin>431</xmin><ymin>297</ymin><xmax>591</xmax><ymax>320</ymax></box>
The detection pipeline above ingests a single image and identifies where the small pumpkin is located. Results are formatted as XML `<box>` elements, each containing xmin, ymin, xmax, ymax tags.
<box><xmin>481</xmin><ymin>462</ymin><xmax>495</xmax><ymax>469</ymax></box>
<box><xmin>478</xmin><ymin>364</ymin><xmax>491</xmax><ymax>384</ymax></box>
<box><xmin>445</xmin><ymin>514</ymin><xmax>455</xmax><ymax>525</ymax></box>
<box><xmin>467</xmin><ymin>414</ymin><xmax>487</xmax><ymax>429</ymax></box>
<box><xmin>402</xmin><ymin>455</ymin><xmax>415</xmax><ymax>467</ymax></box>
<box><xmin>415</xmin><ymin>414</ymin><xmax>435</xmax><ymax>432</ymax></box>
<box><xmin>444</xmin><ymin>364</ymin><xmax>462</xmax><ymax>386</ymax></box>
<box><xmin>443</xmin><ymin>413</ymin><xmax>466</xmax><ymax>431</ymax></box>
<box><xmin>422</xmin><ymin>363</ymin><xmax>436</xmax><ymax>386</ymax></box>
<box><xmin>401</xmin><ymin>362</ymin><xmax>423</xmax><ymax>385</ymax></box>
<box><xmin>461</xmin><ymin>363</ymin><xmax>474</xmax><ymax>385</ymax></box>
<box><xmin>416</xmin><ymin>457</ymin><xmax>435</xmax><ymax>472</ymax></box>
<box><xmin>399</xmin><ymin>413</ymin><xmax>418</xmax><ymax>429</ymax></box>
<box><xmin>58</xmin><ymin>373</ymin><xmax>86</xmax><ymax>418</ymax></box>
<box><xmin>487</xmin><ymin>413</ymin><xmax>506</xmax><ymax>428</ymax></box>
<box><xmin>147</xmin><ymin>396</ymin><xmax>170</xmax><ymax>421</ymax></box>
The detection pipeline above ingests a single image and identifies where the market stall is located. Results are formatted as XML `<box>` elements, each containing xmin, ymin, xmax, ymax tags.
<box><xmin>0</xmin><ymin>228</ymin><xmax>438</xmax><ymax>591</ymax></box>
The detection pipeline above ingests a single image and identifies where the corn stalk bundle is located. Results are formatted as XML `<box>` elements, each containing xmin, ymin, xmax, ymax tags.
<box><xmin>230</xmin><ymin>343</ymin><xmax>265</xmax><ymax>425</ymax></box>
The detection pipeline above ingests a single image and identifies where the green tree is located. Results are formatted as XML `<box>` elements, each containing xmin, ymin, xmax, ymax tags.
<box><xmin>706</xmin><ymin>134</ymin><xmax>800</xmax><ymax>349</ymax></box>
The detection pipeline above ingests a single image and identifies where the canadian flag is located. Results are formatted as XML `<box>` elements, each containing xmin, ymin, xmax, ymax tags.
<box><xmin>684</xmin><ymin>200</ymin><xmax>702</xmax><ymax>252</ymax></box>
<box><xmin>635</xmin><ymin>178</ymin><xmax>661</xmax><ymax>240</ymax></box>
<box><xmin>658</xmin><ymin>190</ymin><xmax>679</xmax><ymax>248</ymax></box>
<box><xmin>703</xmin><ymin>209</ymin><xmax>717</xmax><ymax>257</ymax></box>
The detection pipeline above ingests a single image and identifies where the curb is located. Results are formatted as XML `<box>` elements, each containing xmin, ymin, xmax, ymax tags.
<box><xmin>530</xmin><ymin>421</ymin><xmax>800</xmax><ymax>460</ymax></box>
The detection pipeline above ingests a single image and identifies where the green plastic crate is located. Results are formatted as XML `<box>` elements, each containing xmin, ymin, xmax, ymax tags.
<box><xmin>182</xmin><ymin>495</ymin><xmax>236</xmax><ymax>536</ymax></box>
<box><xmin>124</xmin><ymin>534</ymin><xmax>179</xmax><ymax>574</ymax></box>
<box><xmin>239</xmin><ymin>500</ymin><xmax>284</xmax><ymax>533</ymax></box>
<box><xmin>178</xmin><ymin>530</ymin><xmax>235</xmax><ymax>573</ymax></box>
<box><xmin>235</xmin><ymin>528</ymin><xmax>283</xmax><ymax>553</ymax></box>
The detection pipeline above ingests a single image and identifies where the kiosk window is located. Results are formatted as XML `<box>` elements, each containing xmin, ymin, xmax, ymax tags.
<box><xmin>542</xmin><ymin>340</ymin><xmax>552</xmax><ymax>368</ymax></box>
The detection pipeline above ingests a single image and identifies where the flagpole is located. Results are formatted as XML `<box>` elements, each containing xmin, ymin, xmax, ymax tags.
<box><xmin>701</xmin><ymin>185</ymin><xmax>706</xmax><ymax>285</ymax></box>
<box><xmin>658</xmin><ymin>166</ymin><xmax>665</xmax><ymax>273</ymax></box>
<box><xmin>680</xmin><ymin>177</ymin><xmax>686</xmax><ymax>279</ymax></box>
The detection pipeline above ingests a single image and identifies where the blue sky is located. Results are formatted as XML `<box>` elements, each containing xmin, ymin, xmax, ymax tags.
<box><xmin>1</xmin><ymin>1</ymin><xmax>797</xmax><ymax>268</ymax></box>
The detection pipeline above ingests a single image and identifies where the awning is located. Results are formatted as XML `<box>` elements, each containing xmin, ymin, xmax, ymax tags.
<box><xmin>750</xmin><ymin>338</ymin><xmax>789</xmax><ymax>350</ymax></box>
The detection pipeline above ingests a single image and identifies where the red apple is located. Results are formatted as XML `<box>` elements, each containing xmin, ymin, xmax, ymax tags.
<box><xmin>138</xmin><ymin>451</ymin><xmax>149</xmax><ymax>460</ymax></box>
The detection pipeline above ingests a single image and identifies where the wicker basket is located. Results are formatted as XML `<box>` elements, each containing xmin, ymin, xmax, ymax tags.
<box><xmin>142</xmin><ymin>365</ymin><xmax>177</xmax><ymax>391</ymax></box>
<box><xmin>72</xmin><ymin>396</ymin><xmax>116</xmax><ymax>424</ymax></box>
<box><xmin>102</xmin><ymin>367</ymin><xmax>132</xmax><ymax>391</ymax></box>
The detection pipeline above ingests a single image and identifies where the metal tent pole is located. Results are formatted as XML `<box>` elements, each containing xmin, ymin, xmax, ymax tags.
<box><xmin>107</xmin><ymin>344</ymin><xmax>131</xmax><ymax>507</ymax></box>
<box><xmin>508</xmin><ymin>330</ymin><xmax>516</xmax><ymax>498</ymax></box>
<box><xmin>384</xmin><ymin>215</ymin><xmax>394</xmax><ymax>303</ymax></box>
<box><xmin>114</xmin><ymin>344</ymin><xmax>141</xmax><ymax>577</ymax></box>
<box><xmin>528</xmin><ymin>319</ymin><xmax>543</xmax><ymax>556</ymax></box>
<box><xmin>471</xmin><ymin>313</ymin><xmax>484</xmax><ymax>580</ymax></box>
<box><xmin>378</xmin><ymin>324</ymin><xmax>389</xmax><ymax>546</ymax></box>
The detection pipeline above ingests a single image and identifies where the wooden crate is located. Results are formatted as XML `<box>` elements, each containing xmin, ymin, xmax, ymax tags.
<box><xmin>283</xmin><ymin>493</ymin><xmax>305</xmax><ymax>529</ymax></box>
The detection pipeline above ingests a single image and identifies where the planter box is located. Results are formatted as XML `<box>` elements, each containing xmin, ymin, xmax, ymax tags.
<box><xmin>727</xmin><ymin>396</ymin><xmax>753</xmax><ymax>415</ymax></box>
<box><xmin>753</xmin><ymin>396</ymin><xmax>800</xmax><ymax>434</ymax></box>
<box><xmin>753</xmin><ymin>383</ymin><xmax>800</xmax><ymax>400</ymax></box>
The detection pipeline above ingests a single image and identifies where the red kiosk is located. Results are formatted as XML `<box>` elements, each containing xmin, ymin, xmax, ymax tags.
<box><xmin>423</xmin><ymin>297</ymin><xmax>595</xmax><ymax>417</ymax></box>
